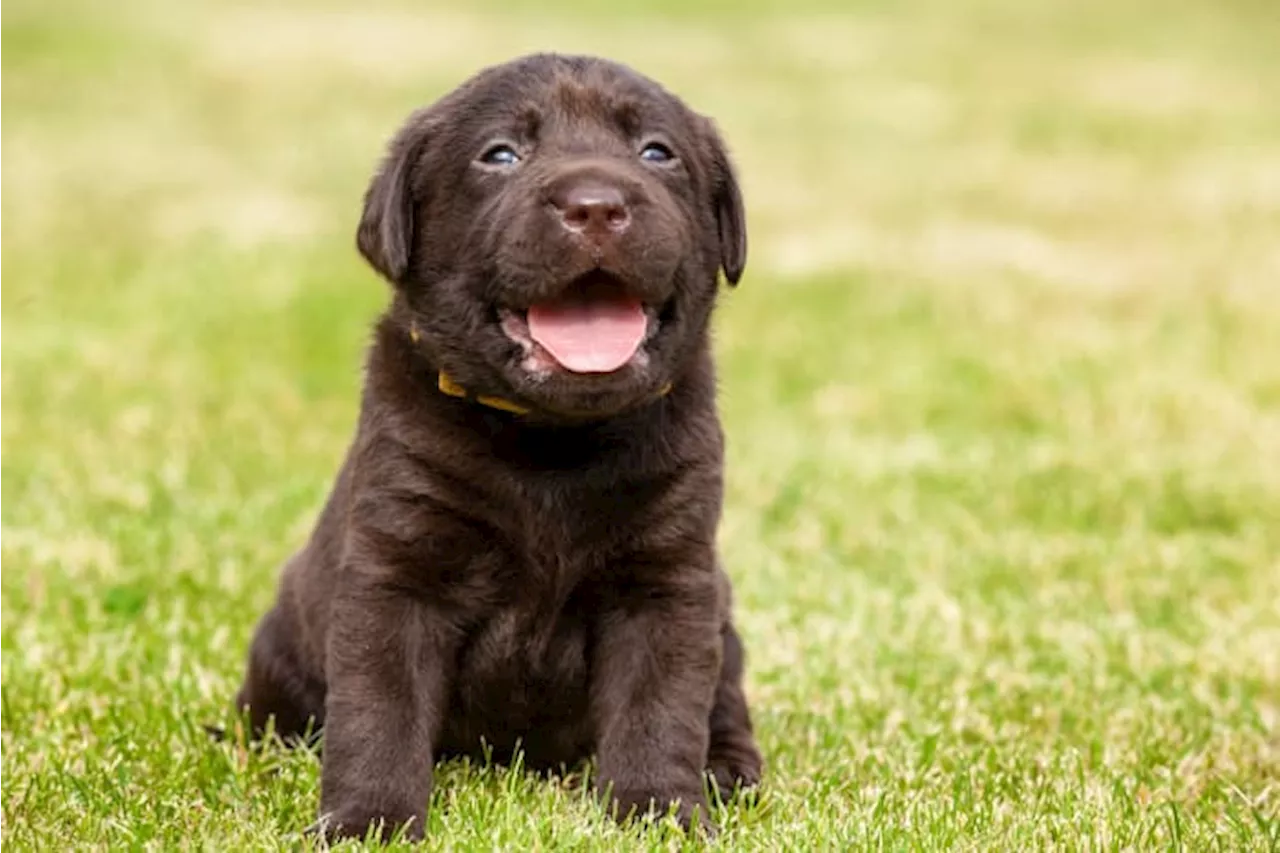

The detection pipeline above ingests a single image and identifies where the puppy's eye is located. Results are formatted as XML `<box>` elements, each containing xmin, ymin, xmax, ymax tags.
<box><xmin>479</xmin><ymin>144</ymin><xmax>521</xmax><ymax>167</ymax></box>
<box><xmin>639</xmin><ymin>142</ymin><xmax>675</xmax><ymax>164</ymax></box>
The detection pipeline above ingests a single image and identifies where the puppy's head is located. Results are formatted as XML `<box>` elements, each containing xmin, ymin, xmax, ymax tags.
<box><xmin>357</xmin><ymin>53</ymin><xmax>746</xmax><ymax>419</ymax></box>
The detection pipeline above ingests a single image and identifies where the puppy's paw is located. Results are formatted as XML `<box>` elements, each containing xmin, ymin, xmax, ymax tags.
<box><xmin>706</xmin><ymin>739</ymin><xmax>763</xmax><ymax>802</ymax></box>
<box><xmin>608</xmin><ymin>786</ymin><xmax>717</xmax><ymax>836</ymax></box>
<box><xmin>309</xmin><ymin>805</ymin><xmax>425</xmax><ymax>845</ymax></box>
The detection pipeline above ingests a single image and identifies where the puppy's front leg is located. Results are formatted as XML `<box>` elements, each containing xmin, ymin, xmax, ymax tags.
<box><xmin>591</xmin><ymin>569</ymin><xmax>722</xmax><ymax>833</ymax></box>
<box><xmin>318</xmin><ymin>576</ymin><xmax>454</xmax><ymax>843</ymax></box>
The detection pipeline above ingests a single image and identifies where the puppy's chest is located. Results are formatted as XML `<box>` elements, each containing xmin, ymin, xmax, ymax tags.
<box><xmin>512</xmin><ymin>474</ymin><xmax>658</xmax><ymax>556</ymax></box>
<box><xmin>448</xmin><ymin>477</ymin><xmax>659</xmax><ymax>701</ymax></box>
<box><xmin>453</xmin><ymin>578</ymin><xmax>597</xmax><ymax>717</ymax></box>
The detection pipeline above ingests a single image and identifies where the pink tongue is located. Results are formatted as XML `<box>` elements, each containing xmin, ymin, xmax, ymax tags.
<box><xmin>527</xmin><ymin>295</ymin><xmax>647</xmax><ymax>373</ymax></box>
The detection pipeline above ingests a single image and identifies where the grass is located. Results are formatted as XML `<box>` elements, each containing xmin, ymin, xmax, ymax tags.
<box><xmin>3</xmin><ymin>0</ymin><xmax>1279</xmax><ymax>848</ymax></box>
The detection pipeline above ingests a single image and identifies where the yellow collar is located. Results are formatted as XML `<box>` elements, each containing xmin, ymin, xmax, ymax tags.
<box><xmin>412</xmin><ymin>321</ymin><xmax>671</xmax><ymax>416</ymax></box>
<box><xmin>436</xmin><ymin>370</ymin><xmax>533</xmax><ymax>415</ymax></box>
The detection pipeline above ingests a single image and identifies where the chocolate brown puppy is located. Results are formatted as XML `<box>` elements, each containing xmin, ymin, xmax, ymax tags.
<box><xmin>234</xmin><ymin>53</ymin><xmax>761</xmax><ymax>842</ymax></box>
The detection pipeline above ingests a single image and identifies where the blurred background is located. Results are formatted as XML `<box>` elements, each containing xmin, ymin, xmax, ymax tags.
<box><xmin>4</xmin><ymin>0</ymin><xmax>1278</xmax><ymax>847</ymax></box>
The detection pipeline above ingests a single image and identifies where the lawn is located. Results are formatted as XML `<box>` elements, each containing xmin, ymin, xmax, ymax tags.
<box><xmin>3</xmin><ymin>0</ymin><xmax>1279</xmax><ymax>848</ymax></box>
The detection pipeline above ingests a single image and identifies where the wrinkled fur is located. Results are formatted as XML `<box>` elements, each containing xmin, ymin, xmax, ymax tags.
<box><xmin>235</xmin><ymin>53</ymin><xmax>761</xmax><ymax>842</ymax></box>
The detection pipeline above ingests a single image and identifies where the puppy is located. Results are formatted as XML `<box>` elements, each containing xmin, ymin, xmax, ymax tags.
<box><xmin>234</xmin><ymin>53</ymin><xmax>761</xmax><ymax>841</ymax></box>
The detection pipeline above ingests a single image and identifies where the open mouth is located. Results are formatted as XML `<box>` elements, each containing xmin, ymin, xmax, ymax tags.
<box><xmin>500</xmin><ymin>273</ymin><xmax>658</xmax><ymax>376</ymax></box>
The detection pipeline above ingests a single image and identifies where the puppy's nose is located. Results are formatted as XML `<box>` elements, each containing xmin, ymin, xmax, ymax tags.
<box><xmin>552</xmin><ymin>183</ymin><xmax>630</xmax><ymax>238</ymax></box>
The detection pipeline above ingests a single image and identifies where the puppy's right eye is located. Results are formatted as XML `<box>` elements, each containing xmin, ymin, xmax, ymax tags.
<box><xmin>479</xmin><ymin>144</ymin><xmax>521</xmax><ymax>167</ymax></box>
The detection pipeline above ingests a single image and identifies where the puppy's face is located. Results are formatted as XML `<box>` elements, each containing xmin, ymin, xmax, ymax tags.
<box><xmin>357</xmin><ymin>54</ymin><xmax>746</xmax><ymax>419</ymax></box>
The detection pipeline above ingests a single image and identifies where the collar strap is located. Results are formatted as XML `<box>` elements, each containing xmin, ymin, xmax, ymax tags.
<box><xmin>437</xmin><ymin>371</ymin><xmax>533</xmax><ymax>415</ymax></box>
<box><xmin>412</xmin><ymin>322</ymin><xmax>671</xmax><ymax>416</ymax></box>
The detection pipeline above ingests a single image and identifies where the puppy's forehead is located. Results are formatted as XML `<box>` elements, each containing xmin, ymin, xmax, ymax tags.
<box><xmin>461</xmin><ymin>55</ymin><xmax>690</xmax><ymax>132</ymax></box>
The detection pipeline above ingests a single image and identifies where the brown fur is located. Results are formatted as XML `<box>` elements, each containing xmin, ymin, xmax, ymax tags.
<box><xmin>234</xmin><ymin>53</ymin><xmax>761</xmax><ymax>842</ymax></box>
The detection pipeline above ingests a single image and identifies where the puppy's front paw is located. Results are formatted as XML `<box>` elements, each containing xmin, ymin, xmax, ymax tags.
<box><xmin>608</xmin><ymin>786</ymin><xmax>716</xmax><ymax>836</ymax></box>
<box><xmin>707</xmin><ymin>738</ymin><xmax>763</xmax><ymax>801</ymax></box>
<box><xmin>310</xmin><ymin>805</ymin><xmax>425</xmax><ymax>845</ymax></box>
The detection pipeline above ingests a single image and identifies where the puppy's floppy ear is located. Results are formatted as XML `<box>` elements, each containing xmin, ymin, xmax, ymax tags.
<box><xmin>356</xmin><ymin>109</ymin><xmax>433</xmax><ymax>284</ymax></box>
<box><xmin>701</xmin><ymin>117</ymin><xmax>748</xmax><ymax>286</ymax></box>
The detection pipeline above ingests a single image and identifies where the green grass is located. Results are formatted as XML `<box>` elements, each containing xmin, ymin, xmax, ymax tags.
<box><xmin>4</xmin><ymin>0</ymin><xmax>1279</xmax><ymax>848</ymax></box>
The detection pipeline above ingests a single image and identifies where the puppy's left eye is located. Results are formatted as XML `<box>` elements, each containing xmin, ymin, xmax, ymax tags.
<box><xmin>479</xmin><ymin>144</ymin><xmax>521</xmax><ymax>167</ymax></box>
<box><xmin>639</xmin><ymin>142</ymin><xmax>676</xmax><ymax>163</ymax></box>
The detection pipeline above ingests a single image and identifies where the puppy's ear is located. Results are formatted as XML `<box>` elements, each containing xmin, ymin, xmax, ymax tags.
<box><xmin>701</xmin><ymin>118</ymin><xmax>748</xmax><ymax>286</ymax></box>
<box><xmin>356</xmin><ymin>109</ymin><xmax>432</xmax><ymax>284</ymax></box>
